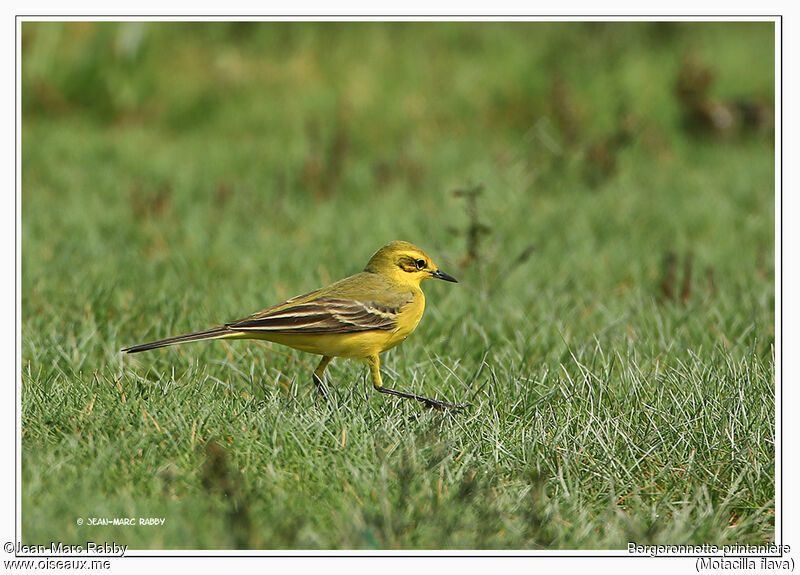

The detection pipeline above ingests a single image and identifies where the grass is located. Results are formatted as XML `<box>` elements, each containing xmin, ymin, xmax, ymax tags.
<box><xmin>20</xmin><ymin>21</ymin><xmax>775</xmax><ymax>549</ymax></box>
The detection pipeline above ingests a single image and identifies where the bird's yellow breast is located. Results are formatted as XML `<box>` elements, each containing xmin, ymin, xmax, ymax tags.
<box><xmin>386</xmin><ymin>287</ymin><xmax>425</xmax><ymax>349</ymax></box>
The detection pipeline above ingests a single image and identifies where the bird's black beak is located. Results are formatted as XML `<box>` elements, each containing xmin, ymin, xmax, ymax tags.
<box><xmin>432</xmin><ymin>269</ymin><xmax>458</xmax><ymax>283</ymax></box>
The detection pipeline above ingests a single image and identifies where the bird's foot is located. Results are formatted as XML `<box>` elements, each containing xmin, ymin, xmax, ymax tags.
<box><xmin>376</xmin><ymin>386</ymin><xmax>470</xmax><ymax>414</ymax></box>
<box><xmin>419</xmin><ymin>396</ymin><xmax>471</xmax><ymax>413</ymax></box>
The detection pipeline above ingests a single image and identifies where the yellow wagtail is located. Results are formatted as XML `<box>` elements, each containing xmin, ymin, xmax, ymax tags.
<box><xmin>123</xmin><ymin>241</ymin><xmax>467</xmax><ymax>412</ymax></box>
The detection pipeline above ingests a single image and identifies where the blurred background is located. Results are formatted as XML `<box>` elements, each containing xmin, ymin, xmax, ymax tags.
<box><xmin>21</xmin><ymin>21</ymin><xmax>774</xmax><ymax>294</ymax></box>
<box><xmin>20</xmin><ymin>21</ymin><xmax>776</xmax><ymax>549</ymax></box>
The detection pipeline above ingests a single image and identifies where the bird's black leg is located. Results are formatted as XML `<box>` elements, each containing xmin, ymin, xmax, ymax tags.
<box><xmin>312</xmin><ymin>355</ymin><xmax>333</xmax><ymax>401</ymax></box>
<box><xmin>312</xmin><ymin>373</ymin><xmax>328</xmax><ymax>400</ymax></box>
<box><xmin>366</xmin><ymin>354</ymin><xmax>469</xmax><ymax>413</ymax></box>
<box><xmin>375</xmin><ymin>385</ymin><xmax>469</xmax><ymax>413</ymax></box>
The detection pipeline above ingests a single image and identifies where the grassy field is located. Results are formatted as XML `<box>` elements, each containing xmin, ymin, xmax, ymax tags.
<box><xmin>20</xmin><ymin>21</ymin><xmax>775</xmax><ymax>549</ymax></box>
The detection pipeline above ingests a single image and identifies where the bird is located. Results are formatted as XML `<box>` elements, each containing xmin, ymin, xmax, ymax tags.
<box><xmin>122</xmin><ymin>240</ymin><xmax>468</xmax><ymax>412</ymax></box>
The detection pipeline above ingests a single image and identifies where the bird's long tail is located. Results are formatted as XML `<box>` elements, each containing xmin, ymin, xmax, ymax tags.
<box><xmin>122</xmin><ymin>327</ymin><xmax>233</xmax><ymax>353</ymax></box>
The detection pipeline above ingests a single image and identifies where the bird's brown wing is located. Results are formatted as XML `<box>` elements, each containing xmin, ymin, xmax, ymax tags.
<box><xmin>227</xmin><ymin>297</ymin><xmax>410</xmax><ymax>334</ymax></box>
<box><xmin>226</xmin><ymin>271</ymin><xmax>414</xmax><ymax>334</ymax></box>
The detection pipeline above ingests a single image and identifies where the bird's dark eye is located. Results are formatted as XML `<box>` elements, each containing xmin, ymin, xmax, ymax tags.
<box><xmin>415</xmin><ymin>259</ymin><xmax>426</xmax><ymax>270</ymax></box>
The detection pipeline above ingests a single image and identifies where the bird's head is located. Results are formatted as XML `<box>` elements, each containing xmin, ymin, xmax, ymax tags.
<box><xmin>364</xmin><ymin>241</ymin><xmax>458</xmax><ymax>287</ymax></box>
